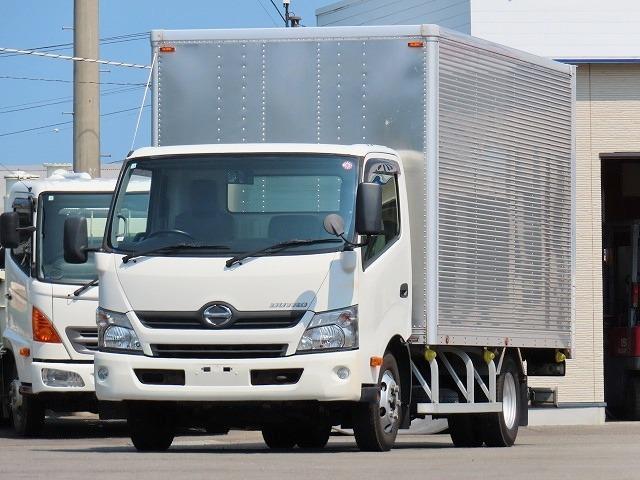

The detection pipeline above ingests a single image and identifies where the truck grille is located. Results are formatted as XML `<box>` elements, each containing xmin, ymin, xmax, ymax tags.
<box><xmin>150</xmin><ymin>344</ymin><xmax>288</xmax><ymax>359</ymax></box>
<box><xmin>137</xmin><ymin>310</ymin><xmax>305</xmax><ymax>330</ymax></box>
<box><xmin>66</xmin><ymin>327</ymin><xmax>99</xmax><ymax>355</ymax></box>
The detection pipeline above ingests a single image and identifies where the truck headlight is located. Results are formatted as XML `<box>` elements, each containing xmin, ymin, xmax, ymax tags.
<box><xmin>97</xmin><ymin>307</ymin><xmax>142</xmax><ymax>353</ymax></box>
<box><xmin>297</xmin><ymin>306</ymin><xmax>358</xmax><ymax>353</ymax></box>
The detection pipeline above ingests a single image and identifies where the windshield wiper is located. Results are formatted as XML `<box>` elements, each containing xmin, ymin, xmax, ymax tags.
<box><xmin>71</xmin><ymin>277</ymin><xmax>99</xmax><ymax>297</ymax></box>
<box><xmin>225</xmin><ymin>238</ymin><xmax>342</xmax><ymax>268</ymax></box>
<box><xmin>122</xmin><ymin>244</ymin><xmax>230</xmax><ymax>264</ymax></box>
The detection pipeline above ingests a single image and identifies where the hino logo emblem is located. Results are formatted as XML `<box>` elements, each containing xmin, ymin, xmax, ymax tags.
<box><xmin>202</xmin><ymin>304</ymin><xmax>234</xmax><ymax>328</ymax></box>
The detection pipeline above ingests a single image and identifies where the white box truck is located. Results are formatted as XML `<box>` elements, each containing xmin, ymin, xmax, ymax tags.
<box><xmin>0</xmin><ymin>173</ymin><xmax>117</xmax><ymax>434</ymax></box>
<box><xmin>64</xmin><ymin>25</ymin><xmax>575</xmax><ymax>451</ymax></box>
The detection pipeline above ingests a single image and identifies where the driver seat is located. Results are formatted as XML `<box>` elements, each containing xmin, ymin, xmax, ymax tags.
<box><xmin>175</xmin><ymin>180</ymin><xmax>233</xmax><ymax>243</ymax></box>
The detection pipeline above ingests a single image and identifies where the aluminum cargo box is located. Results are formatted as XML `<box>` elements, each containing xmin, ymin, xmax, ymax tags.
<box><xmin>151</xmin><ymin>25</ymin><xmax>575</xmax><ymax>350</ymax></box>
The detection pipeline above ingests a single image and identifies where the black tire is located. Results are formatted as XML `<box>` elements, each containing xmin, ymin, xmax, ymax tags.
<box><xmin>484</xmin><ymin>355</ymin><xmax>520</xmax><ymax>447</ymax></box>
<box><xmin>261</xmin><ymin>424</ymin><xmax>297</xmax><ymax>449</ymax></box>
<box><xmin>353</xmin><ymin>352</ymin><xmax>402</xmax><ymax>452</ymax></box>
<box><xmin>448</xmin><ymin>415</ymin><xmax>484</xmax><ymax>448</ymax></box>
<box><xmin>7</xmin><ymin>361</ymin><xmax>44</xmax><ymax>436</ymax></box>
<box><xmin>127</xmin><ymin>404</ymin><xmax>175</xmax><ymax>452</ymax></box>
<box><xmin>296</xmin><ymin>421</ymin><xmax>331</xmax><ymax>449</ymax></box>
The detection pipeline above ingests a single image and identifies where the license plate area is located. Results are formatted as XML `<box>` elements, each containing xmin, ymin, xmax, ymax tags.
<box><xmin>187</xmin><ymin>365</ymin><xmax>248</xmax><ymax>387</ymax></box>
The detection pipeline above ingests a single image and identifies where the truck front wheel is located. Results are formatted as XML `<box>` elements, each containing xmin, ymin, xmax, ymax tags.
<box><xmin>127</xmin><ymin>404</ymin><xmax>175</xmax><ymax>452</ymax></box>
<box><xmin>353</xmin><ymin>352</ymin><xmax>401</xmax><ymax>452</ymax></box>
<box><xmin>8</xmin><ymin>362</ymin><xmax>44</xmax><ymax>436</ymax></box>
<box><xmin>484</xmin><ymin>356</ymin><xmax>521</xmax><ymax>447</ymax></box>
<box><xmin>261</xmin><ymin>424</ymin><xmax>297</xmax><ymax>449</ymax></box>
<box><xmin>296</xmin><ymin>421</ymin><xmax>331</xmax><ymax>449</ymax></box>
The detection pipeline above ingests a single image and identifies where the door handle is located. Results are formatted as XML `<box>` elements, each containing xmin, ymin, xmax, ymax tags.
<box><xmin>400</xmin><ymin>283</ymin><xmax>409</xmax><ymax>298</ymax></box>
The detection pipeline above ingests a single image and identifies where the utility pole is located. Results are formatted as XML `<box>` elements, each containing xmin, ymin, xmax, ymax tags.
<box><xmin>73</xmin><ymin>0</ymin><xmax>100</xmax><ymax>177</ymax></box>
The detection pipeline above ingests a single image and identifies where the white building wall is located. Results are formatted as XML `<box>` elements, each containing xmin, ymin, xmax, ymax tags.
<box><xmin>470</xmin><ymin>0</ymin><xmax>640</xmax><ymax>61</ymax></box>
<box><xmin>318</xmin><ymin>0</ymin><xmax>640</xmax><ymax>61</ymax></box>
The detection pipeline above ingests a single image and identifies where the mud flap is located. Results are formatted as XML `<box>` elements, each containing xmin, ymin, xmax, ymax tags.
<box><xmin>519</xmin><ymin>376</ymin><xmax>529</xmax><ymax>427</ymax></box>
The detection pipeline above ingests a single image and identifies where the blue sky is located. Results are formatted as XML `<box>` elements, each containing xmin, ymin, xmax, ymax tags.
<box><xmin>0</xmin><ymin>1</ymin><xmax>330</xmax><ymax>168</ymax></box>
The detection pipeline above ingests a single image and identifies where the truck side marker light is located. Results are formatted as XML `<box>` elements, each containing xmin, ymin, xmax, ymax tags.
<box><xmin>19</xmin><ymin>347</ymin><xmax>30</xmax><ymax>357</ymax></box>
<box><xmin>159</xmin><ymin>45</ymin><xmax>176</xmax><ymax>53</ymax></box>
<box><xmin>555</xmin><ymin>351</ymin><xmax>566</xmax><ymax>363</ymax></box>
<box><xmin>408</xmin><ymin>41</ymin><xmax>424</xmax><ymax>48</ymax></box>
<box><xmin>424</xmin><ymin>348</ymin><xmax>437</xmax><ymax>362</ymax></box>
<box><xmin>483</xmin><ymin>348</ymin><xmax>495</xmax><ymax>364</ymax></box>
<box><xmin>370</xmin><ymin>356</ymin><xmax>383</xmax><ymax>367</ymax></box>
<box><xmin>32</xmin><ymin>306</ymin><xmax>62</xmax><ymax>343</ymax></box>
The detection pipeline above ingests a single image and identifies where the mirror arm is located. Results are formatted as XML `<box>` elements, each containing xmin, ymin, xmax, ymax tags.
<box><xmin>339</xmin><ymin>233</ymin><xmax>370</xmax><ymax>250</ymax></box>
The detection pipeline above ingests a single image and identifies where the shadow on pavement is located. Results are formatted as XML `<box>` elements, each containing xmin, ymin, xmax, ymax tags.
<box><xmin>0</xmin><ymin>416</ymin><xmax>129</xmax><ymax>440</ymax></box>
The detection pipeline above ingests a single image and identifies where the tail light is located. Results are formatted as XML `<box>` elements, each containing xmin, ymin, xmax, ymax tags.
<box><xmin>633</xmin><ymin>283</ymin><xmax>640</xmax><ymax>308</ymax></box>
<box><xmin>32</xmin><ymin>307</ymin><xmax>61</xmax><ymax>343</ymax></box>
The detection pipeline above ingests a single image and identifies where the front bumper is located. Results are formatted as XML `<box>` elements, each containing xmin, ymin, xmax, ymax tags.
<box><xmin>30</xmin><ymin>361</ymin><xmax>95</xmax><ymax>394</ymax></box>
<box><xmin>94</xmin><ymin>350</ymin><xmax>364</xmax><ymax>402</ymax></box>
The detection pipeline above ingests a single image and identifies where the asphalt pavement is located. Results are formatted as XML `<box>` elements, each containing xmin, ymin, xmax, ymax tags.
<box><xmin>0</xmin><ymin>417</ymin><xmax>638</xmax><ymax>479</ymax></box>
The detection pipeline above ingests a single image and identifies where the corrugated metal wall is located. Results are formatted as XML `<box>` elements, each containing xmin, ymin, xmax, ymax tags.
<box><xmin>317</xmin><ymin>0</ymin><xmax>471</xmax><ymax>32</ymax></box>
<box><xmin>436</xmin><ymin>36</ymin><xmax>574</xmax><ymax>348</ymax></box>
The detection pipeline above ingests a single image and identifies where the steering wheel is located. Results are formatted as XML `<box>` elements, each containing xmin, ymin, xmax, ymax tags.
<box><xmin>145</xmin><ymin>229</ymin><xmax>195</xmax><ymax>241</ymax></box>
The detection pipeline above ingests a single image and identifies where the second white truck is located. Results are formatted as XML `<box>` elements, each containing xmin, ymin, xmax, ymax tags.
<box><xmin>0</xmin><ymin>173</ymin><xmax>116</xmax><ymax>434</ymax></box>
<box><xmin>65</xmin><ymin>25</ymin><xmax>575</xmax><ymax>451</ymax></box>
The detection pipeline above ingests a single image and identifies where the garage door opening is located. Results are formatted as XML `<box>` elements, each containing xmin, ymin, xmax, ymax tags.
<box><xmin>602</xmin><ymin>153</ymin><xmax>640</xmax><ymax>419</ymax></box>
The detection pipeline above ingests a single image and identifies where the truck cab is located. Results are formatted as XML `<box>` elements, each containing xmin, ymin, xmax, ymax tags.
<box><xmin>0</xmin><ymin>173</ymin><xmax>116</xmax><ymax>434</ymax></box>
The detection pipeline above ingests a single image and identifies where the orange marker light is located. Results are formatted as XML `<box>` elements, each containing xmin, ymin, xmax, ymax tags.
<box><xmin>19</xmin><ymin>347</ymin><xmax>30</xmax><ymax>357</ymax></box>
<box><xmin>370</xmin><ymin>356</ymin><xmax>383</xmax><ymax>367</ymax></box>
<box><xmin>159</xmin><ymin>45</ymin><xmax>176</xmax><ymax>53</ymax></box>
<box><xmin>32</xmin><ymin>307</ymin><xmax>61</xmax><ymax>343</ymax></box>
<box><xmin>408</xmin><ymin>41</ymin><xmax>424</xmax><ymax>48</ymax></box>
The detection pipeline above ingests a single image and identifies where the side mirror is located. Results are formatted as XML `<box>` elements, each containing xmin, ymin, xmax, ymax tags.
<box><xmin>355</xmin><ymin>183</ymin><xmax>383</xmax><ymax>236</ymax></box>
<box><xmin>0</xmin><ymin>212</ymin><xmax>20</xmax><ymax>249</ymax></box>
<box><xmin>64</xmin><ymin>216</ymin><xmax>89</xmax><ymax>264</ymax></box>
<box><xmin>323</xmin><ymin>214</ymin><xmax>345</xmax><ymax>237</ymax></box>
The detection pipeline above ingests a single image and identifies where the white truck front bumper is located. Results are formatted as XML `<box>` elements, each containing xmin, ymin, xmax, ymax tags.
<box><xmin>94</xmin><ymin>350</ymin><xmax>365</xmax><ymax>402</ymax></box>
<box><xmin>30</xmin><ymin>361</ymin><xmax>95</xmax><ymax>394</ymax></box>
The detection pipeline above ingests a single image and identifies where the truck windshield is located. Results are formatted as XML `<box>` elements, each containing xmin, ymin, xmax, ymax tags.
<box><xmin>39</xmin><ymin>192</ymin><xmax>112</xmax><ymax>284</ymax></box>
<box><xmin>107</xmin><ymin>154</ymin><xmax>359</xmax><ymax>257</ymax></box>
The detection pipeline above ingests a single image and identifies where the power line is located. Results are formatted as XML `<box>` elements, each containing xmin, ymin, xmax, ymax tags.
<box><xmin>0</xmin><ymin>32</ymin><xmax>148</xmax><ymax>58</ymax></box>
<box><xmin>268</xmin><ymin>0</ymin><xmax>287</xmax><ymax>24</ymax></box>
<box><xmin>0</xmin><ymin>105</ymin><xmax>150</xmax><ymax>138</ymax></box>
<box><xmin>0</xmin><ymin>86</ymin><xmax>144</xmax><ymax>114</ymax></box>
<box><xmin>0</xmin><ymin>47</ymin><xmax>151</xmax><ymax>69</ymax></box>
<box><xmin>256</xmin><ymin>0</ymin><xmax>279</xmax><ymax>26</ymax></box>
<box><xmin>0</xmin><ymin>75</ymin><xmax>146</xmax><ymax>86</ymax></box>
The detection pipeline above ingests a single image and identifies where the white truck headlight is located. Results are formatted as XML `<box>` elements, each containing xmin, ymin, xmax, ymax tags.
<box><xmin>97</xmin><ymin>307</ymin><xmax>142</xmax><ymax>353</ymax></box>
<box><xmin>297</xmin><ymin>306</ymin><xmax>358</xmax><ymax>353</ymax></box>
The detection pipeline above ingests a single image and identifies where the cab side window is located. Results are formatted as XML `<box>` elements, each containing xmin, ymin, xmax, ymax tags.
<box><xmin>10</xmin><ymin>198</ymin><xmax>34</xmax><ymax>275</ymax></box>
<box><xmin>363</xmin><ymin>172</ymin><xmax>400</xmax><ymax>263</ymax></box>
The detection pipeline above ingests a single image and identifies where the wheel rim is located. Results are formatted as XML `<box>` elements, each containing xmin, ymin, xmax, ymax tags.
<box><xmin>9</xmin><ymin>379</ymin><xmax>23</xmax><ymax>425</ymax></box>
<box><xmin>502</xmin><ymin>372</ymin><xmax>518</xmax><ymax>430</ymax></box>
<box><xmin>379</xmin><ymin>370</ymin><xmax>400</xmax><ymax>434</ymax></box>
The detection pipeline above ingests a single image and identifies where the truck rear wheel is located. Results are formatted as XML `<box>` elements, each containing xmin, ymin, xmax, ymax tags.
<box><xmin>127</xmin><ymin>404</ymin><xmax>175</xmax><ymax>452</ymax></box>
<box><xmin>484</xmin><ymin>356</ymin><xmax>520</xmax><ymax>447</ymax></box>
<box><xmin>296</xmin><ymin>421</ymin><xmax>331</xmax><ymax>449</ymax></box>
<box><xmin>448</xmin><ymin>415</ymin><xmax>484</xmax><ymax>448</ymax></box>
<box><xmin>8</xmin><ymin>362</ymin><xmax>44</xmax><ymax>436</ymax></box>
<box><xmin>353</xmin><ymin>352</ymin><xmax>401</xmax><ymax>452</ymax></box>
<box><xmin>261</xmin><ymin>424</ymin><xmax>297</xmax><ymax>449</ymax></box>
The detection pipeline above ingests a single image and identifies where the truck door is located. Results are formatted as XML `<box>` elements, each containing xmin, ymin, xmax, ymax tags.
<box><xmin>5</xmin><ymin>197</ymin><xmax>35</xmax><ymax>346</ymax></box>
<box><xmin>359</xmin><ymin>156</ymin><xmax>412</xmax><ymax>347</ymax></box>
